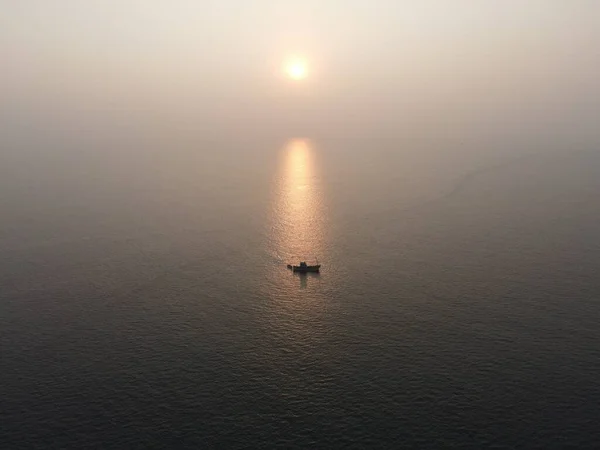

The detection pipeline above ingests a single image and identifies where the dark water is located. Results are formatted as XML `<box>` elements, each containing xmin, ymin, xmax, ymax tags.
<box><xmin>2</xmin><ymin>136</ymin><xmax>600</xmax><ymax>448</ymax></box>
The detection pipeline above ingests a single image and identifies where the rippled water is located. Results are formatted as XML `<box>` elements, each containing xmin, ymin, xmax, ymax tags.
<box><xmin>2</xmin><ymin>137</ymin><xmax>600</xmax><ymax>448</ymax></box>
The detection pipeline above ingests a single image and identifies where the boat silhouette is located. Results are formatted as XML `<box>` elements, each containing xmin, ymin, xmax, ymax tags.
<box><xmin>287</xmin><ymin>259</ymin><xmax>321</xmax><ymax>273</ymax></box>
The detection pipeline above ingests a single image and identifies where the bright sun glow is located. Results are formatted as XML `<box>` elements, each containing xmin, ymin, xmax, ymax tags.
<box><xmin>285</xmin><ymin>58</ymin><xmax>308</xmax><ymax>80</ymax></box>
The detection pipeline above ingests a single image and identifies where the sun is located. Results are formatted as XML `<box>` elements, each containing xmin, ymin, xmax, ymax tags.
<box><xmin>285</xmin><ymin>58</ymin><xmax>308</xmax><ymax>80</ymax></box>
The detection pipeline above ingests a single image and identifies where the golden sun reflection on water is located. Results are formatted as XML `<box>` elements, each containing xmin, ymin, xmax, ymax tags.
<box><xmin>261</xmin><ymin>140</ymin><xmax>327</xmax><ymax>335</ymax></box>
<box><xmin>271</xmin><ymin>139</ymin><xmax>326</xmax><ymax>267</ymax></box>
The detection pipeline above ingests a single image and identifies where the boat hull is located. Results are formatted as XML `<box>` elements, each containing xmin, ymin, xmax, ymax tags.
<box><xmin>287</xmin><ymin>264</ymin><xmax>320</xmax><ymax>273</ymax></box>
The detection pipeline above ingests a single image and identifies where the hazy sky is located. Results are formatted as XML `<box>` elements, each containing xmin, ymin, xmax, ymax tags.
<box><xmin>2</xmin><ymin>0</ymin><xmax>599</xmax><ymax>140</ymax></box>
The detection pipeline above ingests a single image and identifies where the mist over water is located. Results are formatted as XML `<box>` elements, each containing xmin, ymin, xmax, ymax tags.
<box><xmin>2</xmin><ymin>1</ymin><xmax>600</xmax><ymax>448</ymax></box>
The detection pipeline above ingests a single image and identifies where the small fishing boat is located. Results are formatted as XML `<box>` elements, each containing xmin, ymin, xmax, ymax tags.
<box><xmin>287</xmin><ymin>260</ymin><xmax>321</xmax><ymax>273</ymax></box>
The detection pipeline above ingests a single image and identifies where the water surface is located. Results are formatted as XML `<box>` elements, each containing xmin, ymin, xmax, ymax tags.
<box><xmin>2</xmin><ymin>137</ymin><xmax>600</xmax><ymax>448</ymax></box>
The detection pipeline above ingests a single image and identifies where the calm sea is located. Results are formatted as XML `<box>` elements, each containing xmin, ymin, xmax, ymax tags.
<box><xmin>2</xmin><ymin>135</ymin><xmax>600</xmax><ymax>448</ymax></box>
